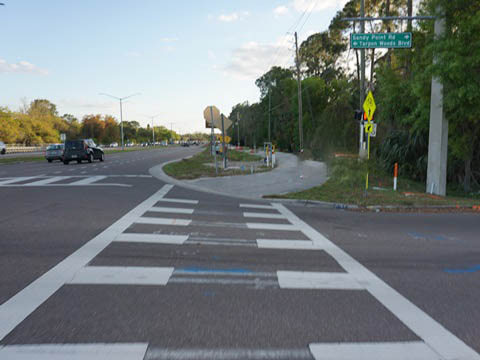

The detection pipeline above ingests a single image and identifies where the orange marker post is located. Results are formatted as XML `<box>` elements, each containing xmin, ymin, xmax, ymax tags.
<box><xmin>394</xmin><ymin>163</ymin><xmax>398</xmax><ymax>191</ymax></box>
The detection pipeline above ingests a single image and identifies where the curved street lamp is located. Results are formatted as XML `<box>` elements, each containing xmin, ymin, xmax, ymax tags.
<box><xmin>99</xmin><ymin>92</ymin><xmax>140</xmax><ymax>150</ymax></box>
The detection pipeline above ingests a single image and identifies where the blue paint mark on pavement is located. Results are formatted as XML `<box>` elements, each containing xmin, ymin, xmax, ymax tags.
<box><xmin>179</xmin><ymin>266</ymin><xmax>253</xmax><ymax>274</ymax></box>
<box><xmin>444</xmin><ymin>265</ymin><xmax>480</xmax><ymax>274</ymax></box>
<box><xmin>408</xmin><ymin>231</ymin><xmax>447</xmax><ymax>241</ymax></box>
<box><xmin>203</xmin><ymin>291</ymin><xmax>215</xmax><ymax>297</ymax></box>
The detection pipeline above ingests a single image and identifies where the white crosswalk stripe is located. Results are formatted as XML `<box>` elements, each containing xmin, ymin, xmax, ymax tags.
<box><xmin>0</xmin><ymin>175</ymin><xmax>151</xmax><ymax>187</ymax></box>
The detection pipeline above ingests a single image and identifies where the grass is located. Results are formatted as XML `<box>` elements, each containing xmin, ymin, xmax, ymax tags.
<box><xmin>0</xmin><ymin>156</ymin><xmax>45</xmax><ymax>164</ymax></box>
<box><xmin>269</xmin><ymin>157</ymin><xmax>480</xmax><ymax>208</ymax></box>
<box><xmin>163</xmin><ymin>148</ymin><xmax>268</xmax><ymax>180</ymax></box>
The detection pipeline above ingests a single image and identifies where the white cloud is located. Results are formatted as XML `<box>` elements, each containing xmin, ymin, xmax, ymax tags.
<box><xmin>223</xmin><ymin>36</ymin><xmax>294</xmax><ymax>80</ymax></box>
<box><xmin>0</xmin><ymin>58</ymin><xmax>48</xmax><ymax>75</ymax></box>
<box><xmin>160</xmin><ymin>37</ymin><xmax>179</xmax><ymax>43</ymax></box>
<box><xmin>292</xmin><ymin>0</ymin><xmax>348</xmax><ymax>12</ymax></box>
<box><xmin>218</xmin><ymin>11</ymin><xmax>249</xmax><ymax>23</ymax></box>
<box><xmin>274</xmin><ymin>5</ymin><xmax>289</xmax><ymax>16</ymax></box>
<box><xmin>219</xmin><ymin>13</ymin><xmax>239</xmax><ymax>22</ymax></box>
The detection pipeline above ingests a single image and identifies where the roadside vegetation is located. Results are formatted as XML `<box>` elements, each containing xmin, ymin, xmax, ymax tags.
<box><xmin>227</xmin><ymin>0</ymin><xmax>479</xmax><ymax>198</ymax></box>
<box><xmin>0</xmin><ymin>100</ymin><xmax>208</xmax><ymax>147</ymax></box>
<box><xmin>163</xmin><ymin>148</ymin><xmax>268</xmax><ymax>180</ymax></box>
<box><xmin>269</xmin><ymin>157</ymin><xmax>480</xmax><ymax>208</ymax></box>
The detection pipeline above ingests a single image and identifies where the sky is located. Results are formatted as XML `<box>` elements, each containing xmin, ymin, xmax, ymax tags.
<box><xmin>1</xmin><ymin>0</ymin><xmax>356</xmax><ymax>134</ymax></box>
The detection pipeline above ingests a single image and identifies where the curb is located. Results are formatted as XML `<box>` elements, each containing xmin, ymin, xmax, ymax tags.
<box><xmin>149</xmin><ymin>156</ymin><xmax>338</xmax><ymax>208</ymax></box>
<box><xmin>150</xmin><ymin>156</ymin><xmax>479</xmax><ymax>212</ymax></box>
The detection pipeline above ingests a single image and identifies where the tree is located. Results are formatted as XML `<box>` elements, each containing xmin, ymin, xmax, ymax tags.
<box><xmin>28</xmin><ymin>99</ymin><xmax>58</xmax><ymax>117</ymax></box>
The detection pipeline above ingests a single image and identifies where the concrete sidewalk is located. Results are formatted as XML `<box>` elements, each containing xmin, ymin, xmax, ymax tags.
<box><xmin>150</xmin><ymin>151</ymin><xmax>328</xmax><ymax>200</ymax></box>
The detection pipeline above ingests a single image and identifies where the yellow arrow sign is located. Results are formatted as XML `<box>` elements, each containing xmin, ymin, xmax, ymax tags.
<box><xmin>363</xmin><ymin>91</ymin><xmax>376</xmax><ymax>122</ymax></box>
<box><xmin>365</xmin><ymin>123</ymin><xmax>373</xmax><ymax>134</ymax></box>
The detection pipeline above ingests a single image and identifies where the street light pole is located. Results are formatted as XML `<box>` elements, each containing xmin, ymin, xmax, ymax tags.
<box><xmin>99</xmin><ymin>92</ymin><xmax>140</xmax><ymax>150</ymax></box>
<box><xmin>142</xmin><ymin>114</ymin><xmax>161</xmax><ymax>147</ymax></box>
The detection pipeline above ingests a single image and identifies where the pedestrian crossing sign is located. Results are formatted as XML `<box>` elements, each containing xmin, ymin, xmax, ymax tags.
<box><xmin>363</xmin><ymin>91</ymin><xmax>376</xmax><ymax>122</ymax></box>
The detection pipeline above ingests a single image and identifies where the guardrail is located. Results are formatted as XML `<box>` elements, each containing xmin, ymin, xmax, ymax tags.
<box><xmin>5</xmin><ymin>144</ymin><xmax>47</xmax><ymax>154</ymax></box>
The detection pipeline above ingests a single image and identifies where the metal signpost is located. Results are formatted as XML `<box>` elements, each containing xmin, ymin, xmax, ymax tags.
<box><xmin>351</xmin><ymin>33</ymin><xmax>412</xmax><ymax>49</ymax></box>
<box><xmin>204</xmin><ymin>106</ymin><xmax>220</xmax><ymax>174</ymax></box>
<box><xmin>363</xmin><ymin>91</ymin><xmax>376</xmax><ymax>191</ymax></box>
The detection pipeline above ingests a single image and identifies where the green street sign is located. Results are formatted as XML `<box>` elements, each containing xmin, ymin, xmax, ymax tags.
<box><xmin>350</xmin><ymin>32</ymin><xmax>412</xmax><ymax>49</ymax></box>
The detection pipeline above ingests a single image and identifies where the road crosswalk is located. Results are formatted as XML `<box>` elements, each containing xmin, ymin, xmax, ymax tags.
<box><xmin>0</xmin><ymin>175</ymin><xmax>152</xmax><ymax>187</ymax></box>
<box><xmin>0</xmin><ymin>184</ymin><xmax>479</xmax><ymax>360</ymax></box>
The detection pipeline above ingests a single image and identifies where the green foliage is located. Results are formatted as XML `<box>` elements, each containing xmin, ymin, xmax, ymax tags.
<box><xmin>330</xmin><ymin>158</ymin><xmax>368</xmax><ymax>188</ymax></box>
<box><xmin>0</xmin><ymin>98</ymin><xmax>183</xmax><ymax>146</ymax></box>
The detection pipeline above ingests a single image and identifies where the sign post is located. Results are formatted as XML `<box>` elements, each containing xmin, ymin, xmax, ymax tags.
<box><xmin>363</xmin><ymin>91</ymin><xmax>376</xmax><ymax>191</ymax></box>
<box><xmin>204</xmin><ymin>105</ymin><xmax>220</xmax><ymax>174</ymax></box>
<box><xmin>221</xmin><ymin>114</ymin><xmax>227</xmax><ymax>169</ymax></box>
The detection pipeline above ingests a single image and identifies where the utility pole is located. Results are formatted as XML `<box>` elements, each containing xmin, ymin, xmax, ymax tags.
<box><xmin>426</xmin><ymin>8</ymin><xmax>447</xmax><ymax>196</ymax></box>
<box><xmin>268</xmin><ymin>91</ymin><xmax>271</xmax><ymax>143</ymax></box>
<box><xmin>295</xmin><ymin>32</ymin><xmax>304</xmax><ymax>152</ymax></box>
<box><xmin>359</xmin><ymin>0</ymin><xmax>366</xmax><ymax>158</ymax></box>
<box><xmin>236</xmin><ymin>112</ymin><xmax>241</xmax><ymax>147</ymax></box>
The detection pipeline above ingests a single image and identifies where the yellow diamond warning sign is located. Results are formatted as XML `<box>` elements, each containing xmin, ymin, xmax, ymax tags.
<box><xmin>363</xmin><ymin>91</ymin><xmax>376</xmax><ymax>122</ymax></box>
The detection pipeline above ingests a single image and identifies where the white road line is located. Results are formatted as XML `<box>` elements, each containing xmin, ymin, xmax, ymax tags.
<box><xmin>309</xmin><ymin>342</ymin><xmax>440</xmax><ymax>360</ymax></box>
<box><xmin>239</xmin><ymin>204</ymin><xmax>275</xmax><ymax>210</ymax></box>
<box><xmin>68</xmin><ymin>266</ymin><xmax>174</xmax><ymax>285</ymax></box>
<box><xmin>174</xmin><ymin>270</ymin><xmax>276</xmax><ymax>278</ymax></box>
<box><xmin>277</xmin><ymin>271</ymin><xmax>363</xmax><ymax>290</ymax></box>
<box><xmin>115</xmin><ymin>233</ymin><xmax>189</xmax><ymax>244</ymax></box>
<box><xmin>156</xmin><ymin>198</ymin><xmax>199</xmax><ymax>204</ymax></box>
<box><xmin>168</xmin><ymin>277</ymin><xmax>278</xmax><ymax>287</ymax></box>
<box><xmin>273</xmin><ymin>203</ymin><xmax>480</xmax><ymax>359</ymax></box>
<box><xmin>0</xmin><ymin>176</ymin><xmax>39</xmax><ymax>185</ymax></box>
<box><xmin>0</xmin><ymin>184</ymin><xmax>174</xmax><ymax>341</ymax></box>
<box><xmin>256</xmin><ymin>239</ymin><xmax>317</xmax><ymax>250</ymax></box>
<box><xmin>246</xmin><ymin>223</ymin><xmax>298</xmax><ymax>231</ymax></box>
<box><xmin>144</xmin><ymin>347</ymin><xmax>312</xmax><ymax>360</ymax></box>
<box><xmin>135</xmin><ymin>217</ymin><xmax>191</xmax><ymax>226</ymax></box>
<box><xmin>0</xmin><ymin>343</ymin><xmax>148</xmax><ymax>360</ymax></box>
<box><xmin>147</xmin><ymin>206</ymin><xmax>194</xmax><ymax>214</ymax></box>
<box><xmin>69</xmin><ymin>176</ymin><xmax>107</xmax><ymax>185</ymax></box>
<box><xmin>24</xmin><ymin>176</ymin><xmax>68</xmax><ymax>186</ymax></box>
<box><xmin>53</xmin><ymin>171</ymin><xmax>62</xmax><ymax>174</ymax></box>
<box><xmin>243</xmin><ymin>212</ymin><xmax>286</xmax><ymax>219</ymax></box>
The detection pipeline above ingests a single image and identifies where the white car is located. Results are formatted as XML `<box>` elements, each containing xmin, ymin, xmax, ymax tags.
<box><xmin>0</xmin><ymin>141</ymin><xmax>6</xmax><ymax>155</ymax></box>
<box><xmin>109</xmin><ymin>142</ymin><xmax>118</xmax><ymax>147</ymax></box>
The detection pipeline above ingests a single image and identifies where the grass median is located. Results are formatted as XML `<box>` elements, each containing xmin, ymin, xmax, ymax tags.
<box><xmin>0</xmin><ymin>156</ymin><xmax>45</xmax><ymax>164</ymax></box>
<box><xmin>163</xmin><ymin>148</ymin><xmax>269</xmax><ymax>180</ymax></box>
<box><xmin>268</xmin><ymin>156</ymin><xmax>480</xmax><ymax>209</ymax></box>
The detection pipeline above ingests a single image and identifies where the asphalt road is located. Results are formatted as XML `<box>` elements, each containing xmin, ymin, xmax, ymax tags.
<box><xmin>0</xmin><ymin>147</ymin><xmax>479</xmax><ymax>360</ymax></box>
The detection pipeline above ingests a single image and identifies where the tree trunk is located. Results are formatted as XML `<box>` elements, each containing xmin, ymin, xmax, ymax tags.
<box><xmin>407</xmin><ymin>0</ymin><xmax>413</xmax><ymax>32</ymax></box>
<box><xmin>406</xmin><ymin>0</ymin><xmax>413</xmax><ymax>77</ymax></box>
<box><xmin>464</xmin><ymin>157</ymin><xmax>472</xmax><ymax>193</ymax></box>
<box><xmin>386</xmin><ymin>0</ymin><xmax>391</xmax><ymax>68</ymax></box>
<box><xmin>370</xmin><ymin>49</ymin><xmax>375</xmax><ymax>86</ymax></box>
